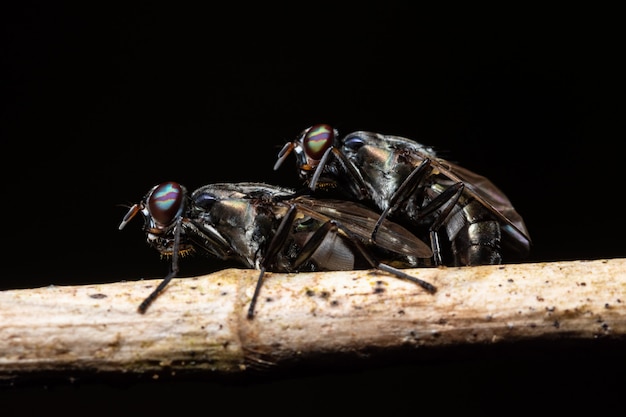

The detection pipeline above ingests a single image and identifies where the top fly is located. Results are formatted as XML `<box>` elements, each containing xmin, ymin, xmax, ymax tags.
<box><xmin>120</xmin><ymin>181</ymin><xmax>435</xmax><ymax>318</ymax></box>
<box><xmin>274</xmin><ymin>124</ymin><xmax>531</xmax><ymax>266</ymax></box>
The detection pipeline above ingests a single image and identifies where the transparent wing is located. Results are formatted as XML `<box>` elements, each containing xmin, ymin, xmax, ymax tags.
<box><xmin>294</xmin><ymin>197</ymin><xmax>433</xmax><ymax>258</ymax></box>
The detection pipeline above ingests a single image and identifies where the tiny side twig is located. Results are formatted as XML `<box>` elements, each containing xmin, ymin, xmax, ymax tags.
<box><xmin>1</xmin><ymin>258</ymin><xmax>625</xmax><ymax>381</ymax></box>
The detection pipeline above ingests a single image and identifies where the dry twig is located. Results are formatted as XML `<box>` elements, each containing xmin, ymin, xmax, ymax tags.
<box><xmin>1</xmin><ymin>258</ymin><xmax>625</xmax><ymax>381</ymax></box>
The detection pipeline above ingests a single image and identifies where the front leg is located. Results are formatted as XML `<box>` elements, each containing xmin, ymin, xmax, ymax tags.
<box><xmin>309</xmin><ymin>146</ymin><xmax>371</xmax><ymax>201</ymax></box>
<box><xmin>138</xmin><ymin>217</ymin><xmax>183</xmax><ymax>314</ymax></box>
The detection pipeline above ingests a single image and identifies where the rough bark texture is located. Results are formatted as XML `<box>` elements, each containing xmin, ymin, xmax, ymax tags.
<box><xmin>1</xmin><ymin>258</ymin><xmax>625</xmax><ymax>381</ymax></box>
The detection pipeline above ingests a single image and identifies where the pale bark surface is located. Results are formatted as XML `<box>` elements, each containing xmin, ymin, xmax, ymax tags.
<box><xmin>1</xmin><ymin>258</ymin><xmax>625</xmax><ymax>381</ymax></box>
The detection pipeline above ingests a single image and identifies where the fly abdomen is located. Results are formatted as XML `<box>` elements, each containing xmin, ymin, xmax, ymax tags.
<box><xmin>448</xmin><ymin>200</ymin><xmax>502</xmax><ymax>266</ymax></box>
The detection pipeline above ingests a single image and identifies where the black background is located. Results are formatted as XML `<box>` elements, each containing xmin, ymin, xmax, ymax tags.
<box><xmin>2</xmin><ymin>4</ymin><xmax>624</xmax><ymax>416</ymax></box>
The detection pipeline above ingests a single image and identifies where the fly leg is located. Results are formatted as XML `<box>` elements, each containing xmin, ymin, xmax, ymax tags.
<box><xmin>420</xmin><ymin>190</ymin><xmax>502</xmax><ymax>266</ymax></box>
<box><xmin>247</xmin><ymin>205</ymin><xmax>299</xmax><ymax>319</ymax></box>
<box><xmin>416</xmin><ymin>182</ymin><xmax>465</xmax><ymax>266</ymax></box>
<box><xmin>371</xmin><ymin>158</ymin><xmax>434</xmax><ymax>243</ymax></box>
<box><xmin>369</xmin><ymin>156</ymin><xmax>465</xmax><ymax>266</ymax></box>
<box><xmin>309</xmin><ymin>146</ymin><xmax>371</xmax><ymax>200</ymax></box>
<box><xmin>293</xmin><ymin>220</ymin><xmax>437</xmax><ymax>294</ymax></box>
<box><xmin>138</xmin><ymin>217</ymin><xmax>183</xmax><ymax>314</ymax></box>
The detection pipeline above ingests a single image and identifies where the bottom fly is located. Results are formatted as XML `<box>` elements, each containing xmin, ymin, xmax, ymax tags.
<box><xmin>120</xmin><ymin>181</ymin><xmax>436</xmax><ymax>318</ymax></box>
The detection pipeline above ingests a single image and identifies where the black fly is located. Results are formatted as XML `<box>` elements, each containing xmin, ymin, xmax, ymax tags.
<box><xmin>120</xmin><ymin>181</ymin><xmax>435</xmax><ymax>318</ymax></box>
<box><xmin>274</xmin><ymin>124</ymin><xmax>531</xmax><ymax>266</ymax></box>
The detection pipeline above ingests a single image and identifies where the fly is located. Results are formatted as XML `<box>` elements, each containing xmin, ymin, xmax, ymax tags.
<box><xmin>274</xmin><ymin>124</ymin><xmax>531</xmax><ymax>266</ymax></box>
<box><xmin>119</xmin><ymin>181</ymin><xmax>435</xmax><ymax>318</ymax></box>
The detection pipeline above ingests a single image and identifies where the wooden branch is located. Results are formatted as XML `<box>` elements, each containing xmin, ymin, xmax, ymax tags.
<box><xmin>1</xmin><ymin>258</ymin><xmax>625</xmax><ymax>381</ymax></box>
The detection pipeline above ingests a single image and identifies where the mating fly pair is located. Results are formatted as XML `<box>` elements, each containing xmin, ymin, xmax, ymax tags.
<box><xmin>274</xmin><ymin>124</ymin><xmax>531</xmax><ymax>267</ymax></box>
<box><xmin>120</xmin><ymin>181</ymin><xmax>436</xmax><ymax>318</ymax></box>
<box><xmin>121</xmin><ymin>124</ymin><xmax>531</xmax><ymax>316</ymax></box>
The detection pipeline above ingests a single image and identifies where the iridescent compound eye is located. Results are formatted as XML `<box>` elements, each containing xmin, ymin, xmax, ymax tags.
<box><xmin>148</xmin><ymin>181</ymin><xmax>184</xmax><ymax>226</ymax></box>
<box><xmin>303</xmin><ymin>124</ymin><xmax>335</xmax><ymax>160</ymax></box>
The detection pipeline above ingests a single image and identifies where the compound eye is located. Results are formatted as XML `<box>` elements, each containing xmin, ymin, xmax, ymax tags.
<box><xmin>303</xmin><ymin>124</ymin><xmax>335</xmax><ymax>160</ymax></box>
<box><xmin>342</xmin><ymin>135</ymin><xmax>365</xmax><ymax>151</ymax></box>
<box><xmin>148</xmin><ymin>182</ymin><xmax>184</xmax><ymax>226</ymax></box>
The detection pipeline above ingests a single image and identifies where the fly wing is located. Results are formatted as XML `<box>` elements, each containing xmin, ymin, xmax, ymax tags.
<box><xmin>294</xmin><ymin>197</ymin><xmax>433</xmax><ymax>259</ymax></box>
<box><xmin>429</xmin><ymin>157</ymin><xmax>532</xmax><ymax>254</ymax></box>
